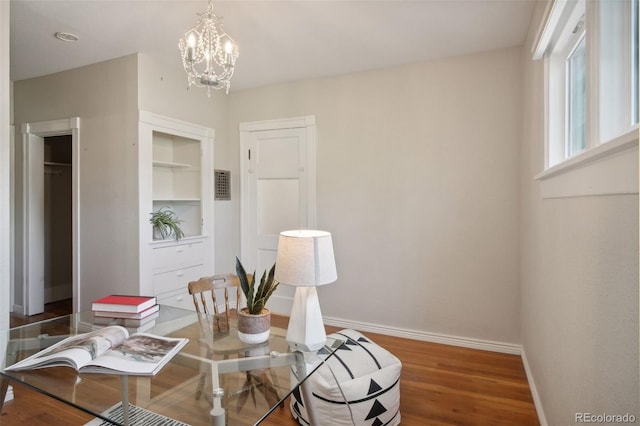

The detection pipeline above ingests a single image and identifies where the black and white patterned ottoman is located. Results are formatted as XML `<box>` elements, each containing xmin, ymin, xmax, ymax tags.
<box><xmin>290</xmin><ymin>329</ymin><xmax>402</xmax><ymax>426</ymax></box>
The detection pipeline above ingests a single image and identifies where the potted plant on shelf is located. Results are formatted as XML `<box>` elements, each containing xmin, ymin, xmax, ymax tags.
<box><xmin>149</xmin><ymin>207</ymin><xmax>184</xmax><ymax>241</ymax></box>
<box><xmin>236</xmin><ymin>257</ymin><xmax>279</xmax><ymax>344</ymax></box>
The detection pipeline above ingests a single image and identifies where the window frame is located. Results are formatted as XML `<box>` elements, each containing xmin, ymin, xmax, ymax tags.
<box><xmin>532</xmin><ymin>0</ymin><xmax>639</xmax><ymax>198</ymax></box>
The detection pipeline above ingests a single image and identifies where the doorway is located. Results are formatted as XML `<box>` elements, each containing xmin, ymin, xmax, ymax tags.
<box><xmin>43</xmin><ymin>136</ymin><xmax>72</xmax><ymax>304</ymax></box>
<box><xmin>22</xmin><ymin>117</ymin><xmax>80</xmax><ymax>315</ymax></box>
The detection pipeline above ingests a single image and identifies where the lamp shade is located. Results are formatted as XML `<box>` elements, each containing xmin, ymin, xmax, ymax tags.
<box><xmin>275</xmin><ymin>230</ymin><xmax>337</xmax><ymax>286</ymax></box>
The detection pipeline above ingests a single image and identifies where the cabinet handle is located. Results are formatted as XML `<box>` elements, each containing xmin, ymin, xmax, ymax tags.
<box><xmin>176</xmin><ymin>271</ymin><xmax>184</xmax><ymax>277</ymax></box>
<box><xmin>176</xmin><ymin>247</ymin><xmax>185</xmax><ymax>253</ymax></box>
<box><xmin>177</xmin><ymin>295</ymin><xmax>183</xmax><ymax>301</ymax></box>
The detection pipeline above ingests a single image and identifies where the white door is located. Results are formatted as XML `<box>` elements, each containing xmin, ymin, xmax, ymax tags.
<box><xmin>24</xmin><ymin>133</ymin><xmax>45</xmax><ymax>315</ymax></box>
<box><xmin>240</xmin><ymin>116</ymin><xmax>316</xmax><ymax>313</ymax></box>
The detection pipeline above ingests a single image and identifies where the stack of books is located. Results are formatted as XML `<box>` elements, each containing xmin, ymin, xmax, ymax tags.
<box><xmin>92</xmin><ymin>295</ymin><xmax>159</xmax><ymax>332</ymax></box>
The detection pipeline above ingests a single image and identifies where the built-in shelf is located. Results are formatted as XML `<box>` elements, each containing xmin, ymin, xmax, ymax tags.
<box><xmin>139</xmin><ymin>111</ymin><xmax>214</xmax><ymax>310</ymax></box>
<box><xmin>44</xmin><ymin>162</ymin><xmax>71</xmax><ymax>167</ymax></box>
<box><xmin>153</xmin><ymin>161</ymin><xmax>192</xmax><ymax>168</ymax></box>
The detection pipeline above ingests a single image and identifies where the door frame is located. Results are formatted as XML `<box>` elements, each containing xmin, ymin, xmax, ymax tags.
<box><xmin>22</xmin><ymin>117</ymin><xmax>80</xmax><ymax>315</ymax></box>
<box><xmin>239</xmin><ymin>115</ymin><xmax>317</xmax><ymax>271</ymax></box>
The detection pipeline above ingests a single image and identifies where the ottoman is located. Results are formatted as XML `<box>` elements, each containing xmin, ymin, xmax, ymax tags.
<box><xmin>290</xmin><ymin>329</ymin><xmax>402</xmax><ymax>426</ymax></box>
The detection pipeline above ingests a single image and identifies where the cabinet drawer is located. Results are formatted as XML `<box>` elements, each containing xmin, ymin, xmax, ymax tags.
<box><xmin>154</xmin><ymin>264</ymin><xmax>205</xmax><ymax>295</ymax></box>
<box><xmin>153</xmin><ymin>241</ymin><xmax>204</xmax><ymax>273</ymax></box>
<box><xmin>157</xmin><ymin>289</ymin><xmax>195</xmax><ymax>311</ymax></box>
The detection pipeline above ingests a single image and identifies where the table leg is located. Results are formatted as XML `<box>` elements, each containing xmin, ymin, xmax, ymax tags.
<box><xmin>299</xmin><ymin>379</ymin><xmax>320</xmax><ymax>426</ymax></box>
<box><xmin>209</xmin><ymin>362</ymin><xmax>225</xmax><ymax>426</ymax></box>
<box><xmin>293</xmin><ymin>353</ymin><xmax>320</xmax><ymax>426</ymax></box>
<box><xmin>120</xmin><ymin>375</ymin><xmax>130</xmax><ymax>426</ymax></box>
<box><xmin>0</xmin><ymin>377</ymin><xmax>9</xmax><ymax>412</ymax></box>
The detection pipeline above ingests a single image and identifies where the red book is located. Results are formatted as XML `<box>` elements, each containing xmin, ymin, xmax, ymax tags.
<box><xmin>91</xmin><ymin>295</ymin><xmax>157</xmax><ymax>313</ymax></box>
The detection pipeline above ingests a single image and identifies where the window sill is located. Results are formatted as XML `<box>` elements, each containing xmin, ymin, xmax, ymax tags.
<box><xmin>535</xmin><ymin>130</ymin><xmax>638</xmax><ymax>198</ymax></box>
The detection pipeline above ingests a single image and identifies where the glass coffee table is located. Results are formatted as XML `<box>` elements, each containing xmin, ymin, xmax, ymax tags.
<box><xmin>0</xmin><ymin>305</ymin><xmax>344</xmax><ymax>425</ymax></box>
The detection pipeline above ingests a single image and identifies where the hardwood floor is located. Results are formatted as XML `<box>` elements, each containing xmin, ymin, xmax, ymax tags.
<box><xmin>264</xmin><ymin>316</ymin><xmax>539</xmax><ymax>426</ymax></box>
<box><xmin>3</xmin><ymin>302</ymin><xmax>539</xmax><ymax>425</ymax></box>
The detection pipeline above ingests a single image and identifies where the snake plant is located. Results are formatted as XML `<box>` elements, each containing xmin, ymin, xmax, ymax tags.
<box><xmin>236</xmin><ymin>257</ymin><xmax>279</xmax><ymax>315</ymax></box>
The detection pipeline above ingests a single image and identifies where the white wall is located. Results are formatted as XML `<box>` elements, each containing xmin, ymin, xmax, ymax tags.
<box><xmin>519</xmin><ymin>4</ymin><xmax>640</xmax><ymax>424</ymax></box>
<box><xmin>228</xmin><ymin>47</ymin><xmax>523</xmax><ymax>345</ymax></box>
<box><xmin>1</xmin><ymin>1</ymin><xmax>11</xmax><ymax>335</ymax></box>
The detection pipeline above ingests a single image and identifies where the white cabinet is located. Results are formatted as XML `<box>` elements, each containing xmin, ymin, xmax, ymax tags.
<box><xmin>138</xmin><ymin>111</ymin><xmax>214</xmax><ymax>306</ymax></box>
<box><xmin>152</xmin><ymin>240</ymin><xmax>205</xmax><ymax>310</ymax></box>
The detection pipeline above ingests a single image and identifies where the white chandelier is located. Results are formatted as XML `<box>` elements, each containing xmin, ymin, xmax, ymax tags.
<box><xmin>178</xmin><ymin>0</ymin><xmax>239</xmax><ymax>96</ymax></box>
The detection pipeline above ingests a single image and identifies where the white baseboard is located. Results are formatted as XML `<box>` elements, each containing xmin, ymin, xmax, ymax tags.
<box><xmin>323</xmin><ymin>315</ymin><xmax>522</xmax><ymax>355</ymax></box>
<box><xmin>4</xmin><ymin>385</ymin><xmax>13</xmax><ymax>403</ymax></box>
<box><xmin>268</xmin><ymin>295</ymin><xmax>520</xmax><ymax>354</ymax></box>
<box><xmin>11</xmin><ymin>303</ymin><xmax>24</xmax><ymax>315</ymax></box>
<box><xmin>520</xmin><ymin>347</ymin><xmax>547</xmax><ymax>426</ymax></box>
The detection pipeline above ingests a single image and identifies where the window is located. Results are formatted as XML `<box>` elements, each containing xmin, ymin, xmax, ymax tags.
<box><xmin>599</xmin><ymin>0</ymin><xmax>638</xmax><ymax>143</ymax></box>
<box><xmin>566</xmin><ymin>35</ymin><xmax>586</xmax><ymax>157</ymax></box>
<box><xmin>533</xmin><ymin>0</ymin><xmax>639</xmax><ymax>172</ymax></box>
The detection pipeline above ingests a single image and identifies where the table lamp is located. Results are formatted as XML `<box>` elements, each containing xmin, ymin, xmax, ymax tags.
<box><xmin>275</xmin><ymin>230</ymin><xmax>337</xmax><ymax>352</ymax></box>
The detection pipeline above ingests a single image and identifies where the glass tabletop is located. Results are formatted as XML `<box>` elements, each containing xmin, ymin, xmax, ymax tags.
<box><xmin>0</xmin><ymin>305</ymin><xmax>344</xmax><ymax>425</ymax></box>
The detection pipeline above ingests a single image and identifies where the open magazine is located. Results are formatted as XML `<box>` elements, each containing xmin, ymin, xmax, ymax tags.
<box><xmin>5</xmin><ymin>326</ymin><xmax>188</xmax><ymax>376</ymax></box>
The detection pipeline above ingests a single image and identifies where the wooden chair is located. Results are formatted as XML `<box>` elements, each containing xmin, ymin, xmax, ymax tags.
<box><xmin>188</xmin><ymin>274</ymin><xmax>245</xmax><ymax>333</ymax></box>
<box><xmin>188</xmin><ymin>273</ymin><xmax>256</xmax><ymax>402</ymax></box>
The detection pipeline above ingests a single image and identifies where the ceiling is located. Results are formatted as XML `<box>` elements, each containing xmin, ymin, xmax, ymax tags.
<box><xmin>10</xmin><ymin>0</ymin><xmax>537</xmax><ymax>91</ymax></box>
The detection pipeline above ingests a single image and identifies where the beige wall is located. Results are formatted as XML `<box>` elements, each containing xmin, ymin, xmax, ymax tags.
<box><xmin>13</xmin><ymin>55</ymin><xmax>139</xmax><ymax>309</ymax></box>
<box><xmin>138</xmin><ymin>53</ymin><xmax>228</xmax><ymax>129</ymax></box>
<box><xmin>228</xmin><ymin>47</ymin><xmax>523</xmax><ymax>344</ymax></box>
<box><xmin>519</xmin><ymin>4</ymin><xmax>640</xmax><ymax>424</ymax></box>
<box><xmin>12</xmin><ymin>53</ymin><xmax>236</xmax><ymax>310</ymax></box>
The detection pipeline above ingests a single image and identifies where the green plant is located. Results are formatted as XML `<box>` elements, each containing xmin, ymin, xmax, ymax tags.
<box><xmin>149</xmin><ymin>207</ymin><xmax>184</xmax><ymax>240</ymax></box>
<box><xmin>236</xmin><ymin>257</ymin><xmax>278</xmax><ymax>315</ymax></box>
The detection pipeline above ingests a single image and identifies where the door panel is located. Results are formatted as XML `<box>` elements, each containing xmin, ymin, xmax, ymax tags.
<box><xmin>257</xmin><ymin>135</ymin><xmax>301</xmax><ymax>177</ymax></box>
<box><xmin>257</xmin><ymin>179</ymin><xmax>300</xmax><ymax>235</ymax></box>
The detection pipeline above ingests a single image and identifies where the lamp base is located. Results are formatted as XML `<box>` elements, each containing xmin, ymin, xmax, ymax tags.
<box><xmin>287</xmin><ymin>286</ymin><xmax>326</xmax><ymax>352</ymax></box>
